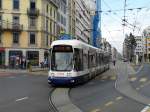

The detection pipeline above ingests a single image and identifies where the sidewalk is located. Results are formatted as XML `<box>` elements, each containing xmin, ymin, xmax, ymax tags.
<box><xmin>115</xmin><ymin>61</ymin><xmax>150</xmax><ymax>105</ymax></box>
<box><xmin>0</xmin><ymin>68</ymin><xmax>48</xmax><ymax>75</ymax></box>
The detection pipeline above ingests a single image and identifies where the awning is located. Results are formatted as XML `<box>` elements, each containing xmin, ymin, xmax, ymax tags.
<box><xmin>0</xmin><ymin>48</ymin><xmax>5</xmax><ymax>52</ymax></box>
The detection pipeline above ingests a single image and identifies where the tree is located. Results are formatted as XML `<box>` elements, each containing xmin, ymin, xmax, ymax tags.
<box><xmin>124</xmin><ymin>33</ymin><xmax>137</xmax><ymax>62</ymax></box>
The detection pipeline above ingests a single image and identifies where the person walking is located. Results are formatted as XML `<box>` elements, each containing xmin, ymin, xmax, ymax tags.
<box><xmin>113</xmin><ymin>59</ymin><xmax>116</xmax><ymax>66</ymax></box>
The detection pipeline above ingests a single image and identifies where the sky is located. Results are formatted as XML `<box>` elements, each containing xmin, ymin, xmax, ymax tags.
<box><xmin>85</xmin><ymin>0</ymin><xmax>150</xmax><ymax>53</ymax></box>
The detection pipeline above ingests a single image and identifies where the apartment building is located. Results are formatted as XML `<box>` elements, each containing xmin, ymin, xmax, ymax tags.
<box><xmin>75</xmin><ymin>0</ymin><xmax>91</xmax><ymax>43</ymax></box>
<box><xmin>68</xmin><ymin>0</ymin><xmax>76</xmax><ymax>37</ymax></box>
<box><xmin>134</xmin><ymin>36</ymin><xmax>144</xmax><ymax>61</ymax></box>
<box><xmin>0</xmin><ymin>0</ymin><xmax>59</xmax><ymax>67</ymax></box>
<box><xmin>143</xmin><ymin>26</ymin><xmax>150</xmax><ymax>61</ymax></box>
<box><xmin>57</xmin><ymin>0</ymin><xmax>67</xmax><ymax>35</ymax></box>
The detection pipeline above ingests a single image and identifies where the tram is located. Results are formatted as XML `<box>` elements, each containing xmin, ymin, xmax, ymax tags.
<box><xmin>48</xmin><ymin>39</ymin><xmax>110</xmax><ymax>86</ymax></box>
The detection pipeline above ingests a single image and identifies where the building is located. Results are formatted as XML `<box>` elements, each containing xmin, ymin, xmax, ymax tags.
<box><xmin>101</xmin><ymin>38</ymin><xmax>111</xmax><ymax>55</ymax></box>
<box><xmin>68</xmin><ymin>0</ymin><xmax>76</xmax><ymax>37</ymax></box>
<box><xmin>57</xmin><ymin>0</ymin><xmax>68</xmax><ymax>35</ymax></box>
<box><xmin>75</xmin><ymin>0</ymin><xmax>91</xmax><ymax>43</ymax></box>
<box><xmin>134</xmin><ymin>36</ymin><xmax>144</xmax><ymax>62</ymax></box>
<box><xmin>143</xmin><ymin>26</ymin><xmax>150</xmax><ymax>62</ymax></box>
<box><xmin>111</xmin><ymin>47</ymin><xmax>117</xmax><ymax>61</ymax></box>
<box><xmin>0</xmin><ymin>0</ymin><xmax>59</xmax><ymax>67</ymax></box>
<box><xmin>123</xmin><ymin>41</ymin><xmax>128</xmax><ymax>59</ymax></box>
<box><xmin>67</xmin><ymin>0</ymin><xmax>92</xmax><ymax>44</ymax></box>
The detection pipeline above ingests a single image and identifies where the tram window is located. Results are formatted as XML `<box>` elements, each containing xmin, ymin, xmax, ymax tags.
<box><xmin>74</xmin><ymin>48</ymin><xmax>83</xmax><ymax>71</ymax></box>
<box><xmin>83</xmin><ymin>53</ymin><xmax>88</xmax><ymax>70</ymax></box>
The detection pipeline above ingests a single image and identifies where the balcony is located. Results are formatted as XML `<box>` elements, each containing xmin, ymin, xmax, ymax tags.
<box><xmin>27</xmin><ymin>8</ymin><xmax>39</xmax><ymax>17</ymax></box>
<box><xmin>0</xmin><ymin>20</ymin><xmax>23</xmax><ymax>32</ymax></box>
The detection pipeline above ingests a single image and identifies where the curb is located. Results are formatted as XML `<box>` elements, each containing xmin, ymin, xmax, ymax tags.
<box><xmin>51</xmin><ymin>88</ymin><xmax>83</xmax><ymax>112</ymax></box>
<box><xmin>0</xmin><ymin>70</ymin><xmax>48</xmax><ymax>76</ymax></box>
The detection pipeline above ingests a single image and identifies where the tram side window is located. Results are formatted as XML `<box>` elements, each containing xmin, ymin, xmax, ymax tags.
<box><xmin>83</xmin><ymin>53</ymin><xmax>88</xmax><ymax>70</ymax></box>
<box><xmin>74</xmin><ymin>48</ymin><xmax>83</xmax><ymax>71</ymax></box>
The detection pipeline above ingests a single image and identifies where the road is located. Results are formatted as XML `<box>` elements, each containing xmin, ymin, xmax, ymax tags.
<box><xmin>0</xmin><ymin>72</ymin><xmax>52</xmax><ymax>112</ymax></box>
<box><xmin>0</xmin><ymin>62</ymin><xmax>150</xmax><ymax>112</ymax></box>
<box><xmin>130</xmin><ymin>63</ymin><xmax>150</xmax><ymax>101</ymax></box>
<box><xmin>70</xmin><ymin>63</ymin><xmax>145</xmax><ymax>112</ymax></box>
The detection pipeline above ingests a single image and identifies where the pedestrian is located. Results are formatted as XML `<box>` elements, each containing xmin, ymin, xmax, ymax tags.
<box><xmin>113</xmin><ymin>59</ymin><xmax>116</xmax><ymax>66</ymax></box>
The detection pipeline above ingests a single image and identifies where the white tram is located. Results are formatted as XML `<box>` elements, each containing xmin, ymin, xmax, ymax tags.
<box><xmin>48</xmin><ymin>39</ymin><xmax>110</xmax><ymax>85</ymax></box>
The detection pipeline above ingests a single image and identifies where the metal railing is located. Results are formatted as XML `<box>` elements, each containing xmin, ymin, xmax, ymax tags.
<box><xmin>0</xmin><ymin>20</ymin><xmax>23</xmax><ymax>32</ymax></box>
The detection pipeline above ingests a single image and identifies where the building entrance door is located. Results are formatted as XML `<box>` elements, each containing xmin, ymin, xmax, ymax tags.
<box><xmin>0</xmin><ymin>52</ymin><xmax>5</xmax><ymax>67</ymax></box>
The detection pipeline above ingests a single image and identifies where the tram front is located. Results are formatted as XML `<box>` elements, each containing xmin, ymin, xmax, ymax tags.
<box><xmin>48</xmin><ymin>45</ymin><xmax>75</xmax><ymax>85</ymax></box>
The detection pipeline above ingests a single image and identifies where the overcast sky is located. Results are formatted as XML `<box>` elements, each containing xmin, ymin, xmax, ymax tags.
<box><xmin>84</xmin><ymin>0</ymin><xmax>150</xmax><ymax>53</ymax></box>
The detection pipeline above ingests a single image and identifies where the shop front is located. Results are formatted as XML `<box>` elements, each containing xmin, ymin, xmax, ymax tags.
<box><xmin>0</xmin><ymin>48</ymin><xmax>5</xmax><ymax>68</ymax></box>
<box><xmin>9</xmin><ymin>50</ymin><xmax>22</xmax><ymax>68</ymax></box>
<box><xmin>27</xmin><ymin>51</ymin><xmax>39</xmax><ymax>66</ymax></box>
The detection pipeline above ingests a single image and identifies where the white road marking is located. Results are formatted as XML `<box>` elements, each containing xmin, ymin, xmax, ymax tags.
<box><xmin>139</xmin><ymin>78</ymin><xmax>147</xmax><ymax>83</ymax></box>
<box><xmin>105</xmin><ymin>101</ymin><xmax>114</xmax><ymax>107</ymax></box>
<box><xmin>91</xmin><ymin>109</ymin><xmax>101</xmax><ymax>112</ymax></box>
<box><xmin>136</xmin><ymin>87</ymin><xmax>140</xmax><ymax>90</ymax></box>
<box><xmin>116</xmin><ymin>96</ymin><xmax>123</xmax><ymax>101</ymax></box>
<box><xmin>16</xmin><ymin>97</ymin><xmax>29</xmax><ymax>102</ymax></box>
<box><xmin>129</xmin><ymin>77</ymin><xmax>137</xmax><ymax>82</ymax></box>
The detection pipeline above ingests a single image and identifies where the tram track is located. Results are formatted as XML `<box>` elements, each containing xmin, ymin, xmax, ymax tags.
<box><xmin>48</xmin><ymin>88</ymin><xmax>59</xmax><ymax>112</ymax></box>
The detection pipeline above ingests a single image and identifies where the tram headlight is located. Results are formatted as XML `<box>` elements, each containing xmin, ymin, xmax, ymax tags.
<box><xmin>51</xmin><ymin>73</ymin><xmax>54</xmax><ymax>78</ymax></box>
<box><xmin>67</xmin><ymin>73</ymin><xmax>71</xmax><ymax>77</ymax></box>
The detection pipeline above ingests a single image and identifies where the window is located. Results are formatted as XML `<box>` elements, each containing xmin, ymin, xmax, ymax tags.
<box><xmin>46</xmin><ymin>19</ymin><xmax>48</xmax><ymax>31</ymax></box>
<box><xmin>51</xmin><ymin>46</ymin><xmax>73</xmax><ymax>71</ymax></box>
<box><xmin>74</xmin><ymin>48</ymin><xmax>83</xmax><ymax>71</ymax></box>
<box><xmin>50</xmin><ymin>21</ymin><xmax>52</xmax><ymax>33</ymax></box>
<box><xmin>29</xmin><ymin>18</ymin><xmax>36</xmax><ymax>28</ymax></box>
<box><xmin>13</xmin><ymin>16</ymin><xmax>19</xmax><ymax>24</ymax></box>
<box><xmin>0</xmin><ymin>0</ymin><xmax>2</xmax><ymax>9</ymax></box>
<box><xmin>61</xmin><ymin>15</ymin><xmax>63</xmax><ymax>24</ymax></box>
<box><xmin>30</xmin><ymin>32</ymin><xmax>36</xmax><ymax>44</ymax></box>
<box><xmin>0</xmin><ymin>32</ymin><xmax>2</xmax><ymax>43</ymax></box>
<box><xmin>13</xmin><ymin>0</ymin><xmax>19</xmax><ymax>10</ymax></box>
<box><xmin>46</xmin><ymin>35</ymin><xmax>48</xmax><ymax>46</ymax></box>
<box><xmin>50</xmin><ymin>7</ymin><xmax>52</xmax><ymax>16</ymax></box>
<box><xmin>57</xmin><ymin>12</ymin><xmax>60</xmax><ymax>22</ymax></box>
<box><xmin>27</xmin><ymin>51</ymin><xmax>39</xmax><ymax>66</ymax></box>
<box><xmin>46</xmin><ymin>4</ymin><xmax>49</xmax><ymax>13</ymax></box>
<box><xmin>54</xmin><ymin>10</ymin><xmax>56</xmax><ymax>19</ymax></box>
<box><xmin>30</xmin><ymin>0</ymin><xmax>36</xmax><ymax>9</ymax></box>
<box><xmin>13</xmin><ymin>32</ymin><xmax>19</xmax><ymax>44</ymax></box>
<box><xmin>0</xmin><ymin>15</ymin><xmax>2</xmax><ymax>28</ymax></box>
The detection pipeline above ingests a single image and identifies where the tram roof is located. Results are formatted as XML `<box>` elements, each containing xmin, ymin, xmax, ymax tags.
<box><xmin>51</xmin><ymin>39</ymin><xmax>109</xmax><ymax>53</ymax></box>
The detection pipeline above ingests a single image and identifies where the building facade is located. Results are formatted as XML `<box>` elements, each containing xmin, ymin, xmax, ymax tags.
<box><xmin>0</xmin><ymin>0</ymin><xmax>59</xmax><ymax>67</ymax></box>
<box><xmin>143</xmin><ymin>26</ymin><xmax>150</xmax><ymax>62</ymax></box>
<box><xmin>134</xmin><ymin>36</ymin><xmax>144</xmax><ymax>62</ymax></box>
<box><xmin>57</xmin><ymin>0</ymin><xmax>67</xmax><ymax>35</ymax></box>
<box><xmin>111</xmin><ymin>47</ymin><xmax>117</xmax><ymax>61</ymax></box>
<box><xmin>75</xmin><ymin>0</ymin><xmax>91</xmax><ymax>43</ymax></box>
<box><xmin>67</xmin><ymin>0</ymin><xmax>92</xmax><ymax>43</ymax></box>
<box><xmin>68</xmin><ymin>0</ymin><xmax>76</xmax><ymax>37</ymax></box>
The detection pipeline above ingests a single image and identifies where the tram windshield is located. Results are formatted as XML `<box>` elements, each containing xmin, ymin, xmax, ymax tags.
<box><xmin>51</xmin><ymin>45</ymin><xmax>73</xmax><ymax>71</ymax></box>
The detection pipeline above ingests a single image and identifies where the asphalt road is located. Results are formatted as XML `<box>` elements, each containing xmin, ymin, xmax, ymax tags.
<box><xmin>0</xmin><ymin>63</ymin><xmax>149</xmax><ymax>112</ymax></box>
<box><xmin>70</xmin><ymin>65</ymin><xmax>145</xmax><ymax>112</ymax></box>
<box><xmin>0</xmin><ymin>72</ymin><xmax>52</xmax><ymax>112</ymax></box>
<box><xmin>130</xmin><ymin>63</ymin><xmax>150</xmax><ymax>99</ymax></box>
